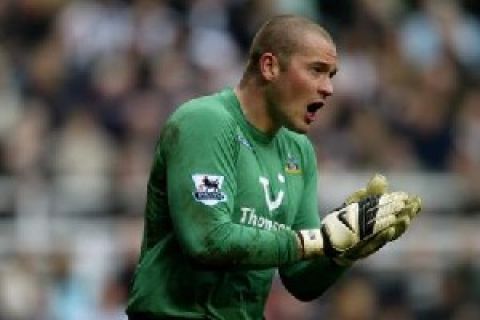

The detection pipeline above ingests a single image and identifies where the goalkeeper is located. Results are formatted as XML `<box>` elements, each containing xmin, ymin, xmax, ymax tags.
<box><xmin>126</xmin><ymin>14</ymin><xmax>421</xmax><ymax>320</ymax></box>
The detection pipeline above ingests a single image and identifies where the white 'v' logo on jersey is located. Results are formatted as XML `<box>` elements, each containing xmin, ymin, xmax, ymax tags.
<box><xmin>259</xmin><ymin>174</ymin><xmax>285</xmax><ymax>212</ymax></box>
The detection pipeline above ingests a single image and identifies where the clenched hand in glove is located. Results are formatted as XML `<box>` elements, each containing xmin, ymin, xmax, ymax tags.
<box><xmin>296</xmin><ymin>174</ymin><xmax>422</xmax><ymax>266</ymax></box>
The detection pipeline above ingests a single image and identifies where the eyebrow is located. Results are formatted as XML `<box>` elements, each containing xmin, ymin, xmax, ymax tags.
<box><xmin>310</xmin><ymin>61</ymin><xmax>338</xmax><ymax>75</ymax></box>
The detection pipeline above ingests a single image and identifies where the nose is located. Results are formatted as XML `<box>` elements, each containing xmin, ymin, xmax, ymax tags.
<box><xmin>319</xmin><ymin>77</ymin><xmax>333</xmax><ymax>98</ymax></box>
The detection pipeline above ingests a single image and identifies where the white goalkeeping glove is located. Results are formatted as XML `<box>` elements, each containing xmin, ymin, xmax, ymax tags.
<box><xmin>297</xmin><ymin>191</ymin><xmax>409</xmax><ymax>262</ymax></box>
<box><xmin>296</xmin><ymin>174</ymin><xmax>422</xmax><ymax>266</ymax></box>
<box><xmin>345</xmin><ymin>174</ymin><xmax>421</xmax><ymax>241</ymax></box>
<box><xmin>345</xmin><ymin>173</ymin><xmax>389</xmax><ymax>205</ymax></box>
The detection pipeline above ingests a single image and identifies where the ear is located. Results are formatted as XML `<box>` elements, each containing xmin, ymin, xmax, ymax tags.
<box><xmin>259</xmin><ymin>52</ymin><xmax>280</xmax><ymax>81</ymax></box>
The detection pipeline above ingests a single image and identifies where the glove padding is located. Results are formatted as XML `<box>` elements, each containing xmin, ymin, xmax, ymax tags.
<box><xmin>345</xmin><ymin>173</ymin><xmax>389</xmax><ymax>204</ymax></box>
<box><xmin>320</xmin><ymin>191</ymin><xmax>410</xmax><ymax>264</ymax></box>
<box><xmin>383</xmin><ymin>195</ymin><xmax>421</xmax><ymax>242</ymax></box>
<box><xmin>332</xmin><ymin>195</ymin><xmax>421</xmax><ymax>265</ymax></box>
<box><xmin>327</xmin><ymin>174</ymin><xmax>422</xmax><ymax>266</ymax></box>
<box><xmin>296</xmin><ymin>174</ymin><xmax>422</xmax><ymax>266</ymax></box>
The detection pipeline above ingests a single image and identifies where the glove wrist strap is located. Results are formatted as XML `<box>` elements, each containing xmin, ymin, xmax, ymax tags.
<box><xmin>296</xmin><ymin>229</ymin><xmax>324</xmax><ymax>259</ymax></box>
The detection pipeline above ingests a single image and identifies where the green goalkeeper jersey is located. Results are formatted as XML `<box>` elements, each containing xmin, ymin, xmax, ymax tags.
<box><xmin>126</xmin><ymin>88</ymin><xmax>347</xmax><ymax>319</ymax></box>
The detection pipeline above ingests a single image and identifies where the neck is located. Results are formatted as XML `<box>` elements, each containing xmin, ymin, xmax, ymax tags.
<box><xmin>234</xmin><ymin>79</ymin><xmax>280</xmax><ymax>135</ymax></box>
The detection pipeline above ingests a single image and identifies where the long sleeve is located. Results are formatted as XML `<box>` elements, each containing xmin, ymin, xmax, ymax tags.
<box><xmin>164</xmin><ymin>102</ymin><xmax>301</xmax><ymax>269</ymax></box>
<box><xmin>279</xmin><ymin>139</ymin><xmax>349</xmax><ymax>301</ymax></box>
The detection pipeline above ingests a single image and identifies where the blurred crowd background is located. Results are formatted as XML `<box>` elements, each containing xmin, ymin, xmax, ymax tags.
<box><xmin>0</xmin><ymin>0</ymin><xmax>480</xmax><ymax>319</ymax></box>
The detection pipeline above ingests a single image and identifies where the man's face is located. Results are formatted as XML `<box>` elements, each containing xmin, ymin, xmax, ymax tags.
<box><xmin>265</xmin><ymin>32</ymin><xmax>338</xmax><ymax>134</ymax></box>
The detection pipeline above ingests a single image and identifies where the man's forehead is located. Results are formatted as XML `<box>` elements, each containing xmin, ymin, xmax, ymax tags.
<box><xmin>302</xmin><ymin>31</ymin><xmax>337</xmax><ymax>55</ymax></box>
<box><xmin>295</xmin><ymin>33</ymin><xmax>338</xmax><ymax>66</ymax></box>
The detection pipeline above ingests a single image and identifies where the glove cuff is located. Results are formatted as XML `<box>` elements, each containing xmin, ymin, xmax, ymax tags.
<box><xmin>320</xmin><ymin>225</ymin><xmax>354</xmax><ymax>267</ymax></box>
<box><xmin>320</xmin><ymin>224</ymin><xmax>340</xmax><ymax>258</ymax></box>
<box><xmin>296</xmin><ymin>229</ymin><xmax>324</xmax><ymax>259</ymax></box>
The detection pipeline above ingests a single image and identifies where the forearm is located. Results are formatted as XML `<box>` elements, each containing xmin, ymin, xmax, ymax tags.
<box><xmin>178</xmin><ymin>219</ymin><xmax>302</xmax><ymax>270</ymax></box>
<box><xmin>279</xmin><ymin>256</ymin><xmax>349</xmax><ymax>301</ymax></box>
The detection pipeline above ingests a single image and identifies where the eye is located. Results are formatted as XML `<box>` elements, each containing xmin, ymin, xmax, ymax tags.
<box><xmin>309</xmin><ymin>63</ymin><xmax>336</xmax><ymax>78</ymax></box>
<box><xmin>312</xmin><ymin>66</ymin><xmax>323</xmax><ymax>73</ymax></box>
<box><xmin>309</xmin><ymin>66</ymin><xmax>324</xmax><ymax>77</ymax></box>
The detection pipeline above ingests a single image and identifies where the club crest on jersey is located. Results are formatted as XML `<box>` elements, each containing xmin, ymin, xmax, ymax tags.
<box><xmin>285</xmin><ymin>153</ymin><xmax>301</xmax><ymax>174</ymax></box>
<box><xmin>192</xmin><ymin>174</ymin><xmax>227</xmax><ymax>206</ymax></box>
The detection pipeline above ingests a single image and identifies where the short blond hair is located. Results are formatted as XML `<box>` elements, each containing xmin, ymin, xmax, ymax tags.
<box><xmin>243</xmin><ymin>15</ymin><xmax>333</xmax><ymax>77</ymax></box>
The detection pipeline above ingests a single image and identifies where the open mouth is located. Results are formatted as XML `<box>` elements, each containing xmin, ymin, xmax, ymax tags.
<box><xmin>307</xmin><ymin>102</ymin><xmax>324</xmax><ymax>113</ymax></box>
<box><xmin>305</xmin><ymin>102</ymin><xmax>324</xmax><ymax>124</ymax></box>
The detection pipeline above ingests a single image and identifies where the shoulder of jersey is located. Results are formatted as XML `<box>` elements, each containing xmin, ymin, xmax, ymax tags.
<box><xmin>170</xmin><ymin>94</ymin><xmax>234</xmax><ymax>124</ymax></box>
